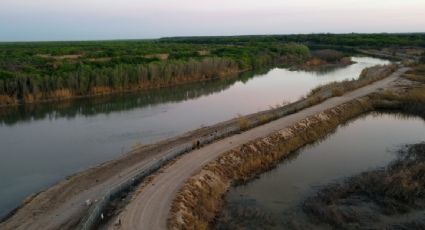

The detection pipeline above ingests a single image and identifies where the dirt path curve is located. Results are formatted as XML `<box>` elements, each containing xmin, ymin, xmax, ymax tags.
<box><xmin>114</xmin><ymin>68</ymin><xmax>409</xmax><ymax>230</ymax></box>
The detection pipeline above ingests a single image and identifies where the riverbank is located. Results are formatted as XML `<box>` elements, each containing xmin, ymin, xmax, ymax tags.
<box><xmin>167</xmin><ymin>67</ymin><xmax>424</xmax><ymax>229</ymax></box>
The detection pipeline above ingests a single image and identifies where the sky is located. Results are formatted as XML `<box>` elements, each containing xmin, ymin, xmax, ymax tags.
<box><xmin>0</xmin><ymin>0</ymin><xmax>424</xmax><ymax>42</ymax></box>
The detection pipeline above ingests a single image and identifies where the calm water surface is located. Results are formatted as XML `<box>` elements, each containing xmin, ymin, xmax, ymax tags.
<box><xmin>216</xmin><ymin>113</ymin><xmax>425</xmax><ymax>230</ymax></box>
<box><xmin>0</xmin><ymin>57</ymin><xmax>388</xmax><ymax>217</ymax></box>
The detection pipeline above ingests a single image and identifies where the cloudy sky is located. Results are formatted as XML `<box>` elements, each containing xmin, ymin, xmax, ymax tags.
<box><xmin>0</xmin><ymin>0</ymin><xmax>424</xmax><ymax>41</ymax></box>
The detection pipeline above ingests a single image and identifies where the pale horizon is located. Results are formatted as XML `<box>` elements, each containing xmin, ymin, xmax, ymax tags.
<box><xmin>1</xmin><ymin>0</ymin><xmax>425</xmax><ymax>42</ymax></box>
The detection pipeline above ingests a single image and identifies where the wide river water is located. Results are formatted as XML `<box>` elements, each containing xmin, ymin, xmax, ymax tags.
<box><xmin>0</xmin><ymin>57</ymin><xmax>389</xmax><ymax>218</ymax></box>
<box><xmin>215</xmin><ymin>113</ymin><xmax>425</xmax><ymax>230</ymax></box>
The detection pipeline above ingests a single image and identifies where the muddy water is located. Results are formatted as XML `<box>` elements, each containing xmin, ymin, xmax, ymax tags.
<box><xmin>215</xmin><ymin>113</ymin><xmax>425</xmax><ymax>230</ymax></box>
<box><xmin>0</xmin><ymin>57</ymin><xmax>388</xmax><ymax>218</ymax></box>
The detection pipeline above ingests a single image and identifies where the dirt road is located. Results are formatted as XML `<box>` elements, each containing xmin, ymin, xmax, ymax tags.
<box><xmin>114</xmin><ymin>68</ymin><xmax>409</xmax><ymax>230</ymax></box>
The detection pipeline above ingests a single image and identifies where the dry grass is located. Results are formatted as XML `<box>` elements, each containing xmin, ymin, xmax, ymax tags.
<box><xmin>379</xmin><ymin>87</ymin><xmax>425</xmax><ymax>103</ymax></box>
<box><xmin>375</xmin><ymin>87</ymin><xmax>425</xmax><ymax>121</ymax></box>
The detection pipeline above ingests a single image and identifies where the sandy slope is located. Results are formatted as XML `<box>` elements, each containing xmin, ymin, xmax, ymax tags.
<box><xmin>113</xmin><ymin>68</ymin><xmax>409</xmax><ymax>230</ymax></box>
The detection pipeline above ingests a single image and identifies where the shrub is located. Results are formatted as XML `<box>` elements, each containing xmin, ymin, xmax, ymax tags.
<box><xmin>331</xmin><ymin>88</ymin><xmax>344</xmax><ymax>96</ymax></box>
<box><xmin>237</xmin><ymin>115</ymin><xmax>250</xmax><ymax>131</ymax></box>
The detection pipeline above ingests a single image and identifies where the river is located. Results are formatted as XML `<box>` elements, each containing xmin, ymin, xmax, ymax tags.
<box><xmin>0</xmin><ymin>57</ymin><xmax>389</xmax><ymax>218</ymax></box>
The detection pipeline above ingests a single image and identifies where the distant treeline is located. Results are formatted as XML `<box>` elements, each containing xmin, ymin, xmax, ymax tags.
<box><xmin>160</xmin><ymin>33</ymin><xmax>425</xmax><ymax>48</ymax></box>
<box><xmin>0</xmin><ymin>41</ymin><xmax>309</xmax><ymax>105</ymax></box>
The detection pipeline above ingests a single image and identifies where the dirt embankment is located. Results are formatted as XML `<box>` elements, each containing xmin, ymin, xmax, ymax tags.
<box><xmin>168</xmin><ymin>98</ymin><xmax>374</xmax><ymax>229</ymax></box>
<box><xmin>168</xmin><ymin>70</ymin><xmax>424</xmax><ymax>230</ymax></box>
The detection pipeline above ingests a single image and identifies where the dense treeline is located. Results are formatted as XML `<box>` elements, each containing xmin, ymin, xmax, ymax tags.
<box><xmin>0</xmin><ymin>41</ymin><xmax>309</xmax><ymax>105</ymax></box>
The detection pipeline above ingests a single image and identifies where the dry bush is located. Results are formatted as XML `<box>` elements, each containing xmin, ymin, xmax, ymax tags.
<box><xmin>306</xmin><ymin>94</ymin><xmax>325</xmax><ymax>106</ymax></box>
<box><xmin>258</xmin><ymin>114</ymin><xmax>272</xmax><ymax>124</ymax></box>
<box><xmin>237</xmin><ymin>115</ymin><xmax>250</xmax><ymax>131</ymax></box>
<box><xmin>331</xmin><ymin>88</ymin><xmax>344</xmax><ymax>96</ymax></box>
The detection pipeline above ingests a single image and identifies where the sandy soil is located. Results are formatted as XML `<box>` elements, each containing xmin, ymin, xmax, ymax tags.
<box><xmin>111</xmin><ymin>68</ymin><xmax>409</xmax><ymax>230</ymax></box>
